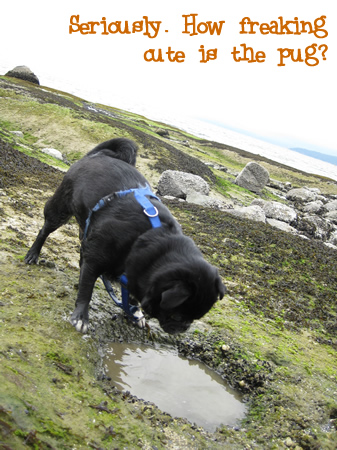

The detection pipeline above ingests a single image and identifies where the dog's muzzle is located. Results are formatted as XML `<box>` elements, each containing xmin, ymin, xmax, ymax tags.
<box><xmin>160</xmin><ymin>317</ymin><xmax>192</xmax><ymax>335</ymax></box>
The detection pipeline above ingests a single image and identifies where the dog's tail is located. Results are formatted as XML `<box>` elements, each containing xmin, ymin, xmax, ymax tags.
<box><xmin>86</xmin><ymin>138</ymin><xmax>138</xmax><ymax>166</ymax></box>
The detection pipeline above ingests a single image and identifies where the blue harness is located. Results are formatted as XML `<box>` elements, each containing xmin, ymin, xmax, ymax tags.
<box><xmin>82</xmin><ymin>184</ymin><xmax>161</xmax><ymax>324</ymax></box>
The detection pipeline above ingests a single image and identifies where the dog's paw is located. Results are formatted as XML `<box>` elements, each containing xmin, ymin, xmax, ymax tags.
<box><xmin>70</xmin><ymin>304</ymin><xmax>90</xmax><ymax>333</ymax></box>
<box><xmin>70</xmin><ymin>318</ymin><xmax>89</xmax><ymax>333</ymax></box>
<box><xmin>133</xmin><ymin>309</ymin><xmax>146</xmax><ymax>329</ymax></box>
<box><xmin>24</xmin><ymin>250</ymin><xmax>39</xmax><ymax>265</ymax></box>
<box><xmin>70</xmin><ymin>310</ymin><xmax>89</xmax><ymax>333</ymax></box>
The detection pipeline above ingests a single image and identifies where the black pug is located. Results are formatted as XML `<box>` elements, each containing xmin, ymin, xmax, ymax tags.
<box><xmin>25</xmin><ymin>138</ymin><xmax>226</xmax><ymax>334</ymax></box>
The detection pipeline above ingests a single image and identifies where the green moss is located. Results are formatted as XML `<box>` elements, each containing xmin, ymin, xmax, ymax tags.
<box><xmin>45</xmin><ymin>351</ymin><xmax>72</xmax><ymax>365</ymax></box>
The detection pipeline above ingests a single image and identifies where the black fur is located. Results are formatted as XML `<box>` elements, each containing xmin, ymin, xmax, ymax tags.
<box><xmin>25</xmin><ymin>138</ymin><xmax>226</xmax><ymax>334</ymax></box>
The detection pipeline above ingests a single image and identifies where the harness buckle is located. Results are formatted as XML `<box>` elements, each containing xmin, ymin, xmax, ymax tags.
<box><xmin>143</xmin><ymin>206</ymin><xmax>159</xmax><ymax>218</ymax></box>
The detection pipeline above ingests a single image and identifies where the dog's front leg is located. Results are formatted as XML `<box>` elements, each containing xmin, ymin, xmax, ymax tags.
<box><xmin>70</xmin><ymin>263</ymin><xmax>98</xmax><ymax>333</ymax></box>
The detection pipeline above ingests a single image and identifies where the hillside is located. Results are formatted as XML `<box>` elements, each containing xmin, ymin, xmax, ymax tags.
<box><xmin>0</xmin><ymin>75</ymin><xmax>337</xmax><ymax>449</ymax></box>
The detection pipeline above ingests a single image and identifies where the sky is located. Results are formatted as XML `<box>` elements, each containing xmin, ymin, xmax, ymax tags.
<box><xmin>1</xmin><ymin>0</ymin><xmax>336</xmax><ymax>156</ymax></box>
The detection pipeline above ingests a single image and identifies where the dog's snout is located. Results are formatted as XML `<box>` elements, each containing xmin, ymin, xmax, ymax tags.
<box><xmin>170</xmin><ymin>313</ymin><xmax>184</xmax><ymax>322</ymax></box>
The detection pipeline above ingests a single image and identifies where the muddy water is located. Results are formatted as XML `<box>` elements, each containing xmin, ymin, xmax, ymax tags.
<box><xmin>104</xmin><ymin>342</ymin><xmax>247</xmax><ymax>432</ymax></box>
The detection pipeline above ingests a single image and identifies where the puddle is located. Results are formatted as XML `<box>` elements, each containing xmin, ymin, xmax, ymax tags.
<box><xmin>104</xmin><ymin>342</ymin><xmax>247</xmax><ymax>432</ymax></box>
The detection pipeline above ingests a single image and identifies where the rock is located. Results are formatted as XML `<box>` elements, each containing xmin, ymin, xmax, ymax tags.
<box><xmin>268</xmin><ymin>178</ymin><xmax>290</xmax><ymax>192</ymax></box>
<box><xmin>305</xmin><ymin>187</ymin><xmax>321</xmax><ymax>195</ymax></box>
<box><xmin>205</xmin><ymin>162</ymin><xmax>228</xmax><ymax>172</ymax></box>
<box><xmin>189</xmin><ymin>320</ymin><xmax>212</xmax><ymax>333</ymax></box>
<box><xmin>157</xmin><ymin>170</ymin><xmax>209</xmax><ymax>199</ymax></box>
<box><xmin>156</xmin><ymin>128</ymin><xmax>170</xmax><ymax>138</ymax></box>
<box><xmin>286</xmin><ymin>187</ymin><xmax>318</xmax><ymax>203</ymax></box>
<box><xmin>41</xmin><ymin>148</ymin><xmax>63</xmax><ymax>161</ymax></box>
<box><xmin>162</xmin><ymin>195</ymin><xmax>179</xmax><ymax>201</ymax></box>
<box><xmin>328</xmin><ymin>230</ymin><xmax>337</xmax><ymax>246</ymax></box>
<box><xmin>302</xmin><ymin>200</ymin><xmax>324</xmax><ymax>214</ymax></box>
<box><xmin>227</xmin><ymin>205</ymin><xmax>266</xmax><ymax>223</ymax></box>
<box><xmin>213</xmin><ymin>164</ymin><xmax>227</xmax><ymax>172</ymax></box>
<box><xmin>324</xmin><ymin>242</ymin><xmax>337</xmax><ymax>250</ymax></box>
<box><xmin>10</xmin><ymin>131</ymin><xmax>24</xmax><ymax>138</ymax></box>
<box><xmin>251</xmin><ymin>199</ymin><xmax>297</xmax><ymax>223</ymax></box>
<box><xmin>266</xmin><ymin>218</ymin><xmax>297</xmax><ymax>234</ymax></box>
<box><xmin>186</xmin><ymin>192</ymin><xmax>233</xmax><ymax>210</ymax></box>
<box><xmin>5</xmin><ymin>65</ymin><xmax>40</xmax><ymax>85</ymax></box>
<box><xmin>316</xmin><ymin>194</ymin><xmax>327</xmax><ymax>202</ymax></box>
<box><xmin>297</xmin><ymin>214</ymin><xmax>333</xmax><ymax>240</ymax></box>
<box><xmin>325</xmin><ymin>210</ymin><xmax>337</xmax><ymax>224</ymax></box>
<box><xmin>235</xmin><ymin>162</ymin><xmax>269</xmax><ymax>194</ymax></box>
<box><xmin>324</xmin><ymin>199</ymin><xmax>337</xmax><ymax>212</ymax></box>
<box><xmin>284</xmin><ymin>437</ymin><xmax>294</xmax><ymax>447</ymax></box>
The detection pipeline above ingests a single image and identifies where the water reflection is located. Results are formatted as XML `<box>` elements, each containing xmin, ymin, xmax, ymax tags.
<box><xmin>104</xmin><ymin>343</ymin><xmax>247</xmax><ymax>432</ymax></box>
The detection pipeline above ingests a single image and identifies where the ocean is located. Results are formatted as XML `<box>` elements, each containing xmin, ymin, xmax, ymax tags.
<box><xmin>1</xmin><ymin>67</ymin><xmax>337</xmax><ymax>182</ymax></box>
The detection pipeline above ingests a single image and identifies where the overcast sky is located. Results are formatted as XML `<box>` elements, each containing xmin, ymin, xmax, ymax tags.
<box><xmin>1</xmin><ymin>0</ymin><xmax>336</xmax><ymax>155</ymax></box>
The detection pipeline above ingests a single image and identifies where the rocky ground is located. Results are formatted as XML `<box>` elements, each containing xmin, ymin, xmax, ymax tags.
<box><xmin>0</xmin><ymin>76</ymin><xmax>337</xmax><ymax>449</ymax></box>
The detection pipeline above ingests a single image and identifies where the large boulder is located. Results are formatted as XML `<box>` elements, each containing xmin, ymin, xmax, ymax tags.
<box><xmin>157</xmin><ymin>170</ymin><xmax>209</xmax><ymax>199</ymax></box>
<box><xmin>5</xmin><ymin>66</ymin><xmax>40</xmax><ymax>85</ymax></box>
<box><xmin>235</xmin><ymin>162</ymin><xmax>269</xmax><ymax>194</ymax></box>
<box><xmin>251</xmin><ymin>199</ymin><xmax>297</xmax><ymax>223</ymax></box>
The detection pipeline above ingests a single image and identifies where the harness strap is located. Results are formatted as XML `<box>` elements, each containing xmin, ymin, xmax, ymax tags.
<box><xmin>83</xmin><ymin>198</ymin><xmax>107</xmax><ymax>241</ymax></box>
<box><xmin>83</xmin><ymin>184</ymin><xmax>161</xmax><ymax>240</ymax></box>
<box><xmin>100</xmin><ymin>275</ymin><xmax>142</xmax><ymax>324</ymax></box>
<box><xmin>116</xmin><ymin>185</ymin><xmax>161</xmax><ymax>228</ymax></box>
<box><xmin>83</xmin><ymin>184</ymin><xmax>161</xmax><ymax>326</ymax></box>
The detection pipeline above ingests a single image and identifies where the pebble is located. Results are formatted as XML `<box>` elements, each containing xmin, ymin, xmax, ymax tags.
<box><xmin>11</xmin><ymin>131</ymin><xmax>24</xmax><ymax>137</ymax></box>
<box><xmin>284</xmin><ymin>437</ymin><xmax>294</xmax><ymax>447</ymax></box>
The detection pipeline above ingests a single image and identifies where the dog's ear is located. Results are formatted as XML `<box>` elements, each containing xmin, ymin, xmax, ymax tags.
<box><xmin>160</xmin><ymin>283</ymin><xmax>190</xmax><ymax>311</ymax></box>
<box><xmin>216</xmin><ymin>277</ymin><xmax>227</xmax><ymax>299</ymax></box>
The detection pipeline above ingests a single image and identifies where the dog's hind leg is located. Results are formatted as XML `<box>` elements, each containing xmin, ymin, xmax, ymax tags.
<box><xmin>25</xmin><ymin>190</ymin><xmax>73</xmax><ymax>264</ymax></box>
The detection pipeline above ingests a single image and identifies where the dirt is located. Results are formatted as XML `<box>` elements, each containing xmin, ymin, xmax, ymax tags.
<box><xmin>0</xmin><ymin>77</ymin><xmax>337</xmax><ymax>449</ymax></box>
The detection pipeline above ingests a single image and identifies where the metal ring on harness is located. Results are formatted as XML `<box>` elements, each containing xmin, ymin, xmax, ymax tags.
<box><xmin>143</xmin><ymin>206</ymin><xmax>159</xmax><ymax>218</ymax></box>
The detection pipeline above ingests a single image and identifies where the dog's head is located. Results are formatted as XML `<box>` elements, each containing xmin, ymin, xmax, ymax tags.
<box><xmin>140</xmin><ymin>259</ymin><xmax>226</xmax><ymax>334</ymax></box>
